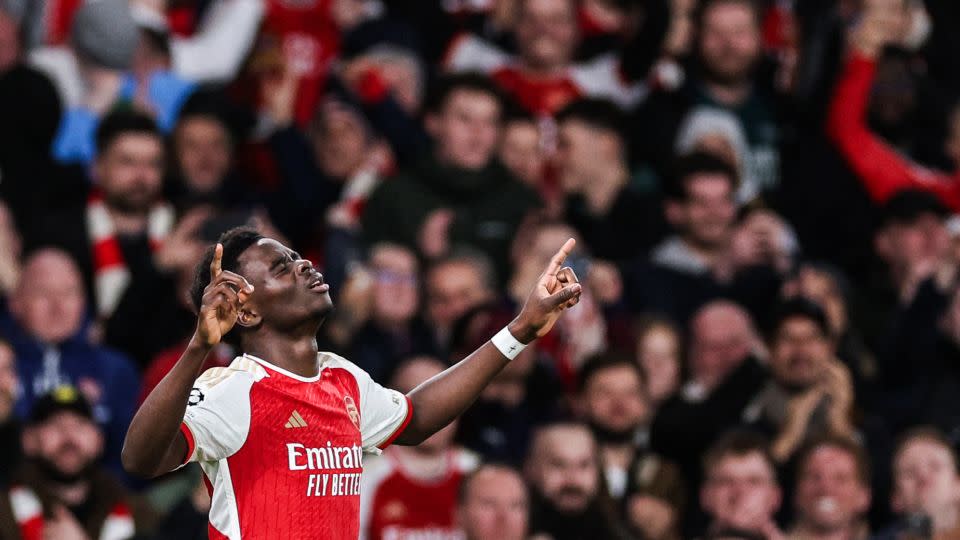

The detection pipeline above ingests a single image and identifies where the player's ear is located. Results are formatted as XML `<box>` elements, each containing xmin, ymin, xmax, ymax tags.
<box><xmin>236</xmin><ymin>307</ymin><xmax>262</xmax><ymax>328</ymax></box>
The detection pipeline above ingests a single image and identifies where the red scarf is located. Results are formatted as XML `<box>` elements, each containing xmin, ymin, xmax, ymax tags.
<box><xmin>86</xmin><ymin>193</ymin><xmax>174</xmax><ymax>317</ymax></box>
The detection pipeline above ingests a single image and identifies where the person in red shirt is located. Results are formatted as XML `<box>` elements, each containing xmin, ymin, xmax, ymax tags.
<box><xmin>122</xmin><ymin>226</ymin><xmax>583</xmax><ymax>539</ymax></box>
<box><xmin>360</xmin><ymin>357</ymin><xmax>478</xmax><ymax>540</ymax></box>
<box><xmin>827</xmin><ymin>11</ymin><xmax>960</xmax><ymax>211</ymax></box>
<box><xmin>444</xmin><ymin>0</ymin><xmax>667</xmax><ymax>117</ymax></box>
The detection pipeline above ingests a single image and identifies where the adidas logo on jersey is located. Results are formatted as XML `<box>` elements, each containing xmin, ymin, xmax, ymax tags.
<box><xmin>285</xmin><ymin>410</ymin><xmax>308</xmax><ymax>428</ymax></box>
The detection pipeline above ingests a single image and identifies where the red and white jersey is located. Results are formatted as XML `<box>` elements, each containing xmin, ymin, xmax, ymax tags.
<box><xmin>359</xmin><ymin>448</ymin><xmax>478</xmax><ymax>540</ymax></box>
<box><xmin>444</xmin><ymin>34</ymin><xmax>648</xmax><ymax>116</ymax></box>
<box><xmin>179</xmin><ymin>352</ymin><xmax>413</xmax><ymax>540</ymax></box>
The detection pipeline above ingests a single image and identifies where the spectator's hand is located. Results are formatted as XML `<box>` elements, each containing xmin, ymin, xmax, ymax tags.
<box><xmin>628</xmin><ymin>495</ymin><xmax>676</xmax><ymax>540</ymax></box>
<box><xmin>43</xmin><ymin>506</ymin><xmax>90</xmax><ymax>540</ymax></box>
<box><xmin>196</xmin><ymin>244</ymin><xmax>254</xmax><ymax>347</ymax></box>
<box><xmin>261</xmin><ymin>71</ymin><xmax>298</xmax><ymax>128</ymax></box>
<box><xmin>586</xmin><ymin>260</ymin><xmax>622</xmax><ymax>305</ymax></box>
<box><xmin>326</xmin><ymin>263</ymin><xmax>374</xmax><ymax>346</ymax></box>
<box><xmin>155</xmin><ymin>208</ymin><xmax>212</xmax><ymax>273</ymax></box>
<box><xmin>510</xmin><ymin>238</ymin><xmax>582</xmax><ymax>343</ymax></box>
<box><xmin>849</xmin><ymin>10</ymin><xmax>895</xmax><ymax>58</ymax></box>
<box><xmin>822</xmin><ymin>359</ymin><xmax>855</xmax><ymax>437</ymax></box>
<box><xmin>331</xmin><ymin>0</ymin><xmax>368</xmax><ymax>31</ymax></box>
<box><xmin>772</xmin><ymin>385</ymin><xmax>826</xmax><ymax>462</ymax></box>
<box><xmin>418</xmin><ymin>209</ymin><xmax>455</xmax><ymax>260</ymax></box>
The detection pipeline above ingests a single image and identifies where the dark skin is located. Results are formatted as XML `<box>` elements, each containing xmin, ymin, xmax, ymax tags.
<box><xmin>122</xmin><ymin>237</ymin><xmax>582</xmax><ymax>477</ymax></box>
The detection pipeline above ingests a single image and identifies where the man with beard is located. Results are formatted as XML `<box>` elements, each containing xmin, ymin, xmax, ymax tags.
<box><xmin>578</xmin><ymin>353</ymin><xmax>685</xmax><ymax>540</ymax></box>
<box><xmin>634</xmin><ymin>0</ymin><xmax>780</xmax><ymax>194</ymax></box>
<box><xmin>29</xmin><ymin>110</ymin><xmax>188</xmax><ymax>367</ymax></box>
<box><xmin>577</xmin><ymin>353</ymin><xmax>655</xmax><ymax>499</ymax></box>
<box><xmin>524</xmin><ymin>422</ymin><xmax>630</xmax><ymax>540</ymax></box>
<box><xmin>1</xmin><ymin>386</ymin><xmax>152</xmax><ymax>539</ymax></box>
<box><xmin>743</xmin><ymin>299</ymin><xmax>856</xmax><ymax>465</ymax></box>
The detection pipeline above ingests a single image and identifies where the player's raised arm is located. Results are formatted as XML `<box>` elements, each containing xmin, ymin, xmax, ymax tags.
<box><xmin>122</xmin><ymin>244</ymin><xmax>254</xmax><ymax>478</ymax></box>
<box><xmin>395</xmin><ymin>239</ymin><xmax>582</xmax><ymax>446</ymax></box>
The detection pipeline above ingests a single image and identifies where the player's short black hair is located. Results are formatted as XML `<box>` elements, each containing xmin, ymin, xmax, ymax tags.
<box><xmin>577</xmin><ymin>352</ymin><xmax>645</xmax><ymax>395</ymax></box>
<box><xmin>423</xmin><ymin>72</ymin><xmax>506</xmax><ymax>118</ymax></box>
<box><xmin>664</xmin><ymin>151</ymin><xmax>739</xmax><ymax>201</ymax></box>
<box><xmin>189</xmin><ymin>227</ymin><xmax>263</xmax><ymax>346</ymax></box>
<box><xmin>555</xmin><ymin>98</ymin><xmax>626</xmax><ymax>140</ymax></box>
<box><xmin>95</xmin><ymin>109</ymin><xmax>161</xmax><ymax>155</ymax></box>
<box><xmin>767</xmin><ymin>297</ymin><xmax>832</xmax><ymax>342</ymax></box>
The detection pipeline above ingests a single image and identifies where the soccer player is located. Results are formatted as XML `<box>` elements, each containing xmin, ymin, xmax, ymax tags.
<box><xmin>122</xmin><ymin>227</ymin><xmax>582</xmax><ymax>539</ymax></box>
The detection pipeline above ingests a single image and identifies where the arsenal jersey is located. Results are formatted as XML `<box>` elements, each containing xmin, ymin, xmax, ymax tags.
<box><xmin>178</xmin><ymin>352</ymin><xmax>413</xmax><ymax>539</ymax></box>
<box><xmin>359</xmin><ymin>448</ymin><xmax>478</xmax><ymax>540</ymax></box>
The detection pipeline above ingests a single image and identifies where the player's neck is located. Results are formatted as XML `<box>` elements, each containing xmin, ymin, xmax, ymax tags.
<box><xmin>243</xmin><ymin>332</ymin><xmax>320</xmax><ymax>378</ymax></box>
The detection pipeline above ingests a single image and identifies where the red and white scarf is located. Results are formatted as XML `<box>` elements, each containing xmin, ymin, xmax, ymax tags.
<box><xmin>86</xmin><ymin>193</ymin><xmax>174</xmax><ymax>317</ymax></box>
<box><xmin>8</xmin><ymin>485</ymin><xmax>135</xmax><ymax>540</ymax></box>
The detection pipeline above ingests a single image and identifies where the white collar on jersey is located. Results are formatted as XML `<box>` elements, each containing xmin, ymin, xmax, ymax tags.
<box><xmin>240</xmin><ymin>353</ymin><xmax>325</xmax><ymax>382</ymax></box>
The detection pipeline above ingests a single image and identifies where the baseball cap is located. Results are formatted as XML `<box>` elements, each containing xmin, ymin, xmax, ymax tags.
<box><xmin>879</xmin><ymin>189</ymin><xmax>949</xmax><ymax>228</ymax></box>
<box><xmin>29</xmin><ymin>385</ymin><xmax>94</xmax><ymax>425</ymax></box>
<box><xmin>71</xmin><ymin>0</ymin><xmax>140</xmax><ymax>70</ymax></box>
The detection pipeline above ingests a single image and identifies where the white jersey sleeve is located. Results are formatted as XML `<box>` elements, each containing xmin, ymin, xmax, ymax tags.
<box><xmin>322</xmin><ymin>353</ymin><xmax>412</xmax><ymax>451</ymax></box>
<box><xmin>180</xmin><ymin>357</ymin><xmax>268</xmax><ymax>465</ymax></box>
<box><xmin>570</xmin><ymin>53</ymin><xmax>649</xmax><ymax>109</ymax></box>
<box><xmin>443</xmin><ymin>33</ymin><xmax>510</xmax><ymax>74</ymax></box>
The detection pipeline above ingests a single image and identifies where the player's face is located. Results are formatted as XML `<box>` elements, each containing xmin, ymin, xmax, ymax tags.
<box><xmin>460</xmin><ymin>468</ymin><xmax>529</xmax><ymax>540</ymax></box>
<box><xmin>795</xmin><ymin>446</ymin><xmax>869</xmax><ymax>532</ymax></box>
<box><xmin>236</xmin><ymin>239</ymin><xmax>333</xmax><ymax>328</ymax></box>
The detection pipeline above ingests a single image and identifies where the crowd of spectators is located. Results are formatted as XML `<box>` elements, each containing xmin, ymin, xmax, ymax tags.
<box><xmin>1</xmin><ymin>0</ymin><xmax>960</xmax><ymax>538</ymax></box>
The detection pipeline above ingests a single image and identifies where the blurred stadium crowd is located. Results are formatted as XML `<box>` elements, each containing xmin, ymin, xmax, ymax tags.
<box><xmin>0</xmin><ymin>0</ymin><xmax>960</xmax><ymax>538</ymax></box>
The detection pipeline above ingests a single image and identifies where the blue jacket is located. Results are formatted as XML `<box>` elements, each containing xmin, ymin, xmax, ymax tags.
<box><xmin>1</xmin><ymin>311</ymin><xmax>139</xmax><ymax>481</ymax></box>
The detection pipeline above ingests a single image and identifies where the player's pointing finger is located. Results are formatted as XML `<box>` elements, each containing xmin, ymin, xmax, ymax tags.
<box><xmin>544</xmin><ymin>238</ymin><xmax>576</xmax><ymax>277</ymax></box>
<box><xmin>210</xmin><ymin>243</ymin><xmax>223</xmax><ymax>279</ymax></box>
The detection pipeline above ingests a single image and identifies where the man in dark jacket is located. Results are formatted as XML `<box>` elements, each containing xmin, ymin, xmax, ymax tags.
<box><xmin>362</xmin><ymin>73</ymin><xmax>541</xmax><ymax>282</ymax></box>
<box><xmin>26</xmin><ymin>110</ymin><xmax>189</xmax><ymax>367</ymax></box>
<box><xmin>2</xmin><ymin>249</ymin><xmax>139</xmax><ymax>479</ymax></box>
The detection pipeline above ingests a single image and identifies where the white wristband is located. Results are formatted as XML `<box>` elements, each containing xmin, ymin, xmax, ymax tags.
<box><xmin>491</xmin><ymin>326</ymin><xmax>527</xmax><ymax>361</ymax></box>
